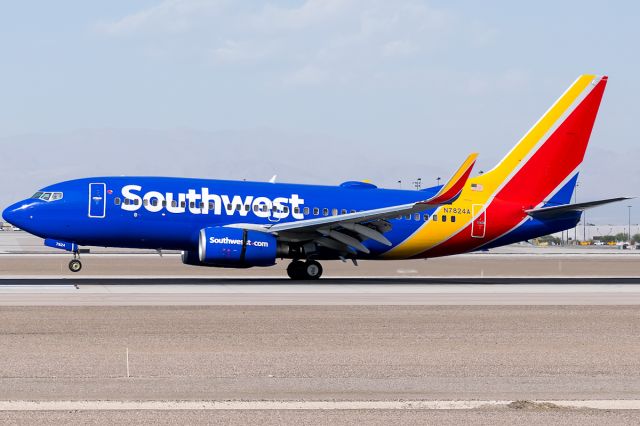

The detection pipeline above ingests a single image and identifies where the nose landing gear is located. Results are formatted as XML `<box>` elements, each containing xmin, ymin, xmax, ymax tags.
<box><xmin>287</xmin><ymin>260</ymin><xmax>323</xmax><ymax>280</ymax></box>
<box><xmin>68</xmin><ymin>253</ymin><xmax>82</xmax><ymax>273</ymax></box>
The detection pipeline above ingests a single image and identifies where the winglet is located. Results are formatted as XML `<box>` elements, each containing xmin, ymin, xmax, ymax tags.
<box><xmin>421</xmin><ymin>153</ymin><xmax>478</xmax><ymax>205</ymax></box>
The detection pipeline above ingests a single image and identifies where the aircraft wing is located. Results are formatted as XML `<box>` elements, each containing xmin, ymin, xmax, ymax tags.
<box><xmin>229</xmin><ymin>153</ymin><xmax>477</xmax><ymax>254</ymax></box>
<box><xmin>525</xmin><ymin>197</ymin><xmax>632</xmax><ymax>219</ymax></box>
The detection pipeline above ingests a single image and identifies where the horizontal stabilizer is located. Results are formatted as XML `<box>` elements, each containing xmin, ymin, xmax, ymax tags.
<box><xmin>526</xmin><ymin>197</ymin><xmax>632</xmax><ymax>219</ymax></box>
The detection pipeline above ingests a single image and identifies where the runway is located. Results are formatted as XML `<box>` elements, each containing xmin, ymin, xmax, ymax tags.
<box><xmin>2</xmin><ymin>277</ymin><xmax>640</xmax><ymax>305</ymax></box>
<box><xmin>2</xmin><ymin>256</ymin><xmax>640</xmax><ymax>424</ymax></box>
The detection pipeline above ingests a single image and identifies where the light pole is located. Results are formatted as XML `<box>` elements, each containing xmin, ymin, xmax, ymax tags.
<box><xmin>413</xmin><ymin>178</ymin><xmax>422</xmax><ymax>190</ymax></box>
<box><xmin>574</xmin><ymin>181</ymin><xmax>579</xmax><ymax>243</ymax></box>
<box><xmin>628</xmin><ymin>205</ymin><xmax>632</xmax><ymax>244</ymax></box>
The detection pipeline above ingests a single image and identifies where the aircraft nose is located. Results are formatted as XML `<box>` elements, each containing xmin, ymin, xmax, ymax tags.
<box><xmin>2</xmin><ymin>201</ymin><xmax>31</xmax><ymax>229</ymax></box>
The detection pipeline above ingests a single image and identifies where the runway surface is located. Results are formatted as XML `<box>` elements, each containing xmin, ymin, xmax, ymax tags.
<box><xmin>2</xmin><ymin>251</ymin><xmax>640</xmax><ymax>278</ymax></box>
<box><xmin>1</xmin><ymin>304</ymin><xmax>639</xmax><ymax>424</ymax></box>
<box><xmin>2</xmin><ymin>254</ymin><xmax>640</xmax><ymax>424</ymax></box>
<box><xmin>2</xmin><ymin>277</ymin><xmax>640</xmax><ymax>305</ymax></box>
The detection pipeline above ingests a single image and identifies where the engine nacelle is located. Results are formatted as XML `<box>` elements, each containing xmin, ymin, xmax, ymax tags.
<box><xmin>196</xmin><ymin>227</ymin><xmax>277</xmax><ymax>268</ymax></box>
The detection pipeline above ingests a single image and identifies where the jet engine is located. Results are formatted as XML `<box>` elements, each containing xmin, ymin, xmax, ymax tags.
<box><xmin>182</xmin><ymin>227</ymin><xmax>277</xmax><ymax>268</ymax></box>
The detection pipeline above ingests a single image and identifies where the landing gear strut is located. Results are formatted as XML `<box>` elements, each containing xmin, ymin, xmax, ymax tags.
<box><xmin>68</xmin><ymin>252</ymin><xmax>82</xmax><ymax>273</ymax></box>
<box><xmin>287</xmin><ymin>260</ymin><xmax>323</xmax><ymax>280</ymax></box>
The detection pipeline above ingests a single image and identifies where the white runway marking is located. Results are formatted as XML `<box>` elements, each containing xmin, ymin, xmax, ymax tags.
<box><xmin>1</xmin><ymin>400</ymin><xmax>640</xmax><ymax>411</ymax></box>
<box><xmin>0</xmin><ymin>285</ymin><xmax>76</xmax><ymax>292</ymax></box>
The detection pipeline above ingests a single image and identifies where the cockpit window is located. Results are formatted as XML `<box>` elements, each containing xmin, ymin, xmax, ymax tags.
<box><xmin>31</xmin><ymin>192</ymin><xmax>63</xmax><ymax>202</ymax></box>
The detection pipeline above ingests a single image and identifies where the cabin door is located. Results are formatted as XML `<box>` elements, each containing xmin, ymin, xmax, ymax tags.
<box><xmin>88</xmin><ymin>183</ymin><xmax>107</xmax><ymax>218</ymax></box>
<box><xmin>471</xmin><ymin>204</ymin><xmax>486</xmax><ymax>238</ymax></box>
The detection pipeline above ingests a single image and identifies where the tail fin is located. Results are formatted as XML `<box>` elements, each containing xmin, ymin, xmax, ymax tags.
<box><xmin>471</xmin><ymin>74</ymin><xmax>607</xmax><ymax>208</ymax></box>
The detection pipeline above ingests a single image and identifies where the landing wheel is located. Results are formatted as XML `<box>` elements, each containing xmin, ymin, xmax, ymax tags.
<box><xmin>69</xmin><ymin>259</ymin><xmax>82</xmax><ymax>273</ymax></box>
<box><xmin>303</xmin><ymin>260</ymin><xmax>323</xmax><ymax>280</ymax></box>
<box><xmin>287</xmin><ymin>260</ymin><xmax>306</xmax><ymax>280</ymax></box>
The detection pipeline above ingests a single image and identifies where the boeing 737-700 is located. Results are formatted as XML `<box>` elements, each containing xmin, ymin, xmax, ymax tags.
<box><xmin>2</xmin><ymin>74</ymin><xmax>628</xmax><ymax>279</ymax></box>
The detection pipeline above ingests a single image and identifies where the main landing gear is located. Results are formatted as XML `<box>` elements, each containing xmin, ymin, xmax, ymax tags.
<box><xmin>287</xmin><ymin>260</ymin><xmax>323</xmax><ymax>280</ymax></box>
<box><xmin>68</xmin><ymin>252</ymin><xmax>82</xmax><ymax>273</ymax></box>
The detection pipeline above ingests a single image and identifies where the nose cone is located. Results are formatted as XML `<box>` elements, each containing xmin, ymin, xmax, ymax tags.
<box><xmin>3</xmin><ymin>201</ymin><xmax>32</xmax><ymax>229</ymax></box>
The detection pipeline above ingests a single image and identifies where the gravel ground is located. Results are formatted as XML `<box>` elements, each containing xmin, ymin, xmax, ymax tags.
<box><xmin>0</xmin><ymin>306</ymin><xmax>638</xmax><ymax>401</ymax></box>
<box><xmin>1</xmin><ymin>409</ymin><xmax>640</xmax><ymax>426</ymax></box>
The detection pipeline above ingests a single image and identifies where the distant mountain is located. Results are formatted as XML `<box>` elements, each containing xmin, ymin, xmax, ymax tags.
<box><xmin>0</xmin><ymin>128</ymin><xmax>634</xmax><ymax>224</ymax></box>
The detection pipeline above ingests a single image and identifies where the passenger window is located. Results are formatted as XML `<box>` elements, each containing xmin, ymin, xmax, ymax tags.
<box><xmin>350</xmin><ymin>210</ymin><xmax>356</xmax><ymax>214</ymax></box>
<box><xmin>253</xmin><ymin>205</ymin><xmax>259</xmax><ymax>212</ymax></box>
<box><xmin>261</xmin><ymin>205</ymin><xmax>268</xmax><ymax>212</ymax></box>
<box><xmin>295</xmin><ymin>207</ymin><xmax>301</xmax><ymax>214</ymax></box>
<box><xmin>341</xmin><ymin>209</ymin><xmax>347</xmax><ymax>215</ymax></box>
<box><xmin>172</xmin><ymin>200</ymin><xmax>178</xmax><ymax>208</ymax></box>
<box><xmin>414</xmin><ymin>213</ymin><xmax>420</xmax><ymax>221</ymax></box>
<box><xmin>124</xmin><ymin>199</ymin><xmax>130</xmax><ymax>206</ymax></box>
<box><xmin>303</xmin><ymin>207</ymin><xmax>309</xmax><ymax>215</ymax></box>
<box><xmin>135</xmin><ymin>199</ymin><xmax>140</xmax><ymax>205</ymax></box>
<box><xmin>323</xmin><ymin>208</ymin><xmax>329</xmax><ymax>216</ymax></box>
<box><xmin>180</xmin><ymin>201</ymin><xmax>186</xmax><ymax>208</ymax></box>
<box><xmin>405</xmin><ymin>214</ymin><xmax>411</xmax><ymax>220</ymax></box>
<box><xmin>200</xmin><ymin>202</ymin><xmax>205</xmax><ymax>209</ymax></box>
<box><xmin>423</xmin><ymin>214</ymin><xmax>429</xmax><ymax>221</ymax></box>
<box><xmin>226</xmin><ymin>203</ymin><xmax>232</xmax><ymax>211</ymax></box>
<box><xmin>143</xmin><ymin>199</ymin><xmax>149</xmax><ymax>207</ymax></box>
<box><xmin>313</xmin><ymin>208</ymin><xmax>319</xmax><ymax>215</ymax></box>
<box><xmin>190</xmin><ymin>201</ymin><xmax>195</xmax><ymax>208</ymax></box>
<box><xmin>162</xmin><ymin>201</ymin><xmax>167</xmax><ymax>207</ymax></box>
<box><xmin>332</xmin><ymin>208</ymin><xmax>338</xmax><ymax>216</ymax></box>
<box><xmin>283</xmin><ymin>206</ymin><xmax>289</xmax><ymax>213</ymax></box>
<box><xmin>432</xmin><ymin>215</ymin><xmax>437</xmax><ymax>222</ymax></box>
<box><xmin>245</xmin><ymin>205</ymin><xmax>250</xmax><ymax>212</ymax></box>
<box><xmin>442</xmin><ymin>215</ymin><xmax>447</xmax><ymax>222</ymax></box>
<box><xmin>451</xmin><ymin>216</ymin><xmax>456</xmax><ymax>223</ymax></box>
<box><xmin>114</xmin><ymin>197</ymin><xmax>121</xmax><ymax>206</ymax></box>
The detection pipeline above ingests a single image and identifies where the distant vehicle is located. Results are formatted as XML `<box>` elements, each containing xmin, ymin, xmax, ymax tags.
<box><xmin>593</xmin><ymin>241</ymin><xmax>605</xmax><ymax>246</ymax></box>
<box><xmin>1</xmin><ymin>75</ymin><xmax>630</xmax><ymax>278</ymax></box>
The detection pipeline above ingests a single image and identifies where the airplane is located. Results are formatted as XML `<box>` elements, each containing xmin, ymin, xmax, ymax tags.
<box><xmin>2</xmin><ymin>74</ymin><xmax>629</xmax><ymax>279</ymax></box>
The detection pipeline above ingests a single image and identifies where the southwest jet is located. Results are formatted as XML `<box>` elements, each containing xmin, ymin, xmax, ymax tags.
<box><xmin>3</xmin><ymin>75</ymin><xmax>627</xmax><ymax>279</ymax></box>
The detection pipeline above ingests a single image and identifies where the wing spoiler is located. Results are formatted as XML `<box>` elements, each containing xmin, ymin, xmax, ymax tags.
<box><xmin>525</xmin><ymin>197</ymin><xmax>632</xmax><ymax>219</ymax></box>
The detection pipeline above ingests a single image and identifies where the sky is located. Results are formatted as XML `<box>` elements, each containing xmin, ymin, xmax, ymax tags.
<box><xmin>0</xmin><ymin>0</ymin><xmax>638</xmax><ymax>224</ymax></box>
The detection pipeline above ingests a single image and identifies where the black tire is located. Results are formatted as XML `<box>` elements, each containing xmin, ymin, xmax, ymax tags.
<box><xmin>304</xmin><ymin>260</ymin><xmax>323</xmax><ymax>280</ymax></box>
<box><xmin>286</xmin><ymin>261</ymin><xmax>305</xmax><ymax>280</ymax></box>
<box><xmin>69</xmin><ymin>259</ymin><xmax>82</xmax><ymax>273</ymax></box>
